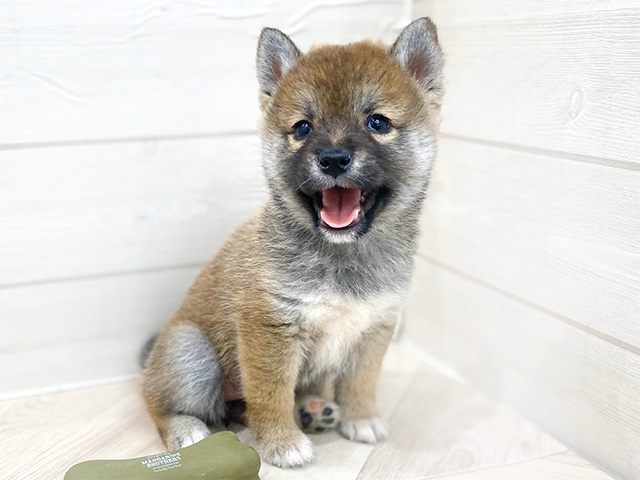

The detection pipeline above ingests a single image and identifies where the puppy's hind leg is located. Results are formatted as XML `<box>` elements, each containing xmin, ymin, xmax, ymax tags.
<box><xmin>158</xmin><ymin>414</ymin><xmax>212</xmax><ymax>450</ymax></box>
<box><xmin>143</xmin><ymin>324</ymin><xmax>227</xmax><ymax>450</ymax></box>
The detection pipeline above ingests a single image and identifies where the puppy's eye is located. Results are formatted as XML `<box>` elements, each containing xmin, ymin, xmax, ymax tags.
<box><xmin>366</xmin><ymin>114</ymin><xmax>391</xmax><ymax>134</ymax></box>
<box><xmin>293</xmin><ymin>121</ymin><xmax>312</xmax><ymax>140</ymax></box>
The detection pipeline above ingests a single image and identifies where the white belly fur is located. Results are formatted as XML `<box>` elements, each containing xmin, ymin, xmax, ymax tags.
<box><xmin>299</xmin><ymin>292</ymin><xmax>401</xmax><ymax>377</ymax></box>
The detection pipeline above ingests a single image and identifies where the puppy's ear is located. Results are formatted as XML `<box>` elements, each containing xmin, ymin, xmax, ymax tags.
<box><xmin>256</xmin><ymin>28</ymin><xmax>302</xmax><ymax>97</ymax></box>
<box><xmin>390</xmin><ymin>18</ymin><xmax>444</xmax><ymax>95</ymax></box>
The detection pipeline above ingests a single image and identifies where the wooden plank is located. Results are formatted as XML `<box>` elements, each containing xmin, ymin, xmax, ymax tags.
<box><xmin>0</xmin><ymin>0</ymin><xmax>407</xmax><ymax>146</ymax></box>
<box><xmin>405</xmin><ymin>258</ymin><xmax>640</xmax><ymax>480</ymax></box>
<box><xmin>414</xmin><ymin>0</ymin><xmax>636</xmax><ymax>23</ymax></box>
<box><xmin>0</xmin><ymin>135</ymin><xmax>265</xmax><ymax>286</ymax></box>
<box><xmin>438</xmin><ymin>451</ymin><xmax>615</xmax><ymax>480</ymax></box>
<box><xmin>0</xmin><ymin>381</ymin><xmax>165</xmax><ymax>480</ymax></box>
<box><xmin>414</xmin><ymin>0</ymin><xmax>640</xmax><ymax>165</ymax></box>
<box><xmin>357</xmin><ymin>363</ymin><xmax>565</xmax><ymax>479</ymax></box>
<box><xmin>418</xmin><ymin>137</ymin><xmax>640</xmax><ymax>348</ymax></box>
<box><xmin>0</xmin><ymin>266</ymin><xmax>201</xmax><ymax>398</ymax></box>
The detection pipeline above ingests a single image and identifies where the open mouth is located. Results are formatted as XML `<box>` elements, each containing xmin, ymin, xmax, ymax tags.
<box><xmin>308</xmin><ymin>186</ymin><xmax>384</xmax><ymax>233</ymax></box>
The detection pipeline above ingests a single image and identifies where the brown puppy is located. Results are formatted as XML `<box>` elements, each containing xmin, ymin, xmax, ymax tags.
<box><xmin>143</xmin><ymin>18</ymin><xmax>444</xmax><ymax>468</ymax></box>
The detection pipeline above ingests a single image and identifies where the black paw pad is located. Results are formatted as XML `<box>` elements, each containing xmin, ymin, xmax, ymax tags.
<box><xmin>322</xmin><ymin>407</ymin><xmax>333</xmax><ymax>416</ymax></box>
<box><xmin>315</xmin><ymin>427</ymin><xmax>325</xmax><ymax>432</ymax></box>
<box><xmin>322</xmin><ymin>417</ymin><xmax>334</xmax><ymax>424</ymax></box>
<box><xmin>300</xmin><ymin>410</ymin><xmax>313</xmax><ymax>429</ymax></box>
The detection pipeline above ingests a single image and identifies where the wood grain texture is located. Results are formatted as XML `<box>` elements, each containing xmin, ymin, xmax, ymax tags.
<box><xmin>437</xmin><ymin>451</ymin><xmax>614</xmax><ymax>480</ymax></box>
<box><xmin>0</xmin><ymin>381</ymin><xmax>165</xmax><ymax>480</ymax></box>
<box><xmin>0</xmin><ymin>266</ymin><xmax>200</xmax><ymax>398</ymax></box>
<box><xmin>0</xmin><ymin>0</ymin><xmax>410</xmax><ymax>398</ymax></box>
<box><xmin>406</xmin><ymin>3</ymin><xmax>640</xmax><ymax>479</ymax></box>
<box><xmin>0</xmin><ymin>0</ymin><xmax>407</xmax><ymax>147</ymax></box>
<box><xmin>414</xmin><ymin>0</ymin><xmax>640</xmax><ymax>165</ymax></box>
<box><xmin>418</xmin><ymin>137</ymin><xmax>640</xmax><ymax>349</ymax></box>
<box><xmin>0</xmin><ymin>134</ymin><xmax>264</xmax><ymax>286</ymax></box>
<box><xmin>2</xmin><ymin>343</ymin><xmax>601</xmax><ymax>480</ymax></box>
<box><xmin>405</xmin><ymin>258</ymin><xmax>640</xmax><ymax>480</ymax></box>
<box><xmin>0</xmin><ymin>343</ymin><xmax>419</xmax><ymax>480</ymax></box>
<box><xmin>356</xmin><ymin>364</ymin><xmax>564</xmax><ymax>479</ymax></box>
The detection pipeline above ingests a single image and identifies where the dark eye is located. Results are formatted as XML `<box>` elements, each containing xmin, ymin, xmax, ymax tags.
<box><xmin>293</xmin><ymin>121</ymin><xmax>312</xmax><ymax>140</ymax></box>
<box><xmin>366</xmin><ymin>114</ymin><xmax>391</xmax><ymax>134</ymax></box>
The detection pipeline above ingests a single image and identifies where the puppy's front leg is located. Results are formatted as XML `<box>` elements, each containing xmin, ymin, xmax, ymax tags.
<box><xmin>336</xmin><ymin>322</ymin><xmax>395</xmax><ymax>444</ymax></box>
<box><xmin>238</xmin><ymin>320</ymin><xmax>314</xmax><ymax>468</ymax></box>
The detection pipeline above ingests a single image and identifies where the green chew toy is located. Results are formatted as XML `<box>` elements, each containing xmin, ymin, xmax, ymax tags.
<box><xmin>64</xmin><ymin>431</ymin><xmax>260</xmax><ymax>480</ymax></box>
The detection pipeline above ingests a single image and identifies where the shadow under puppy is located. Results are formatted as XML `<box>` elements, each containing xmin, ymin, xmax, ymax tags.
<box><xmin>142</xmin><ymin>17</ymin><xmax>444</xmax><ymax>468</ymax></box>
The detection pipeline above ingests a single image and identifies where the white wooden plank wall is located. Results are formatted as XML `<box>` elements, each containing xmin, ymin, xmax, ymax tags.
<box><xmin>0</xmin><ymin>0</ymin><xmax>412</xmax><ymax>398</ymax></box>
<box><xmin>406</xmin><ymin>2</ymin><xmax>640</xmax><ymax>479</ymax></box>
<box><xmin>4</xmin><ymin>2</ymin><xmax>639</xmax><ymax>478</ymax></box>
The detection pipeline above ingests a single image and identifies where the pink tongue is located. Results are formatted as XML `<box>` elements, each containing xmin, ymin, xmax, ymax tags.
<box><xmin>320</xmin><ymin>187</ymin><xmax>362</xmax><ymax>228</ymax></box>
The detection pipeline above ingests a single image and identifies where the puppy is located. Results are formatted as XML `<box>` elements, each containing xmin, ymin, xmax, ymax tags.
<box><xmin>143</xmin><ymin>17</ymin><xmax>444</xmax><ymax>468</ymax></box>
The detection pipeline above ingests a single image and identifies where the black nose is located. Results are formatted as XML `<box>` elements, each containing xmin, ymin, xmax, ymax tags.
<box><xmin>318</xmin><ymin>148</ymin><xmax>352</xmax><ymax>178</ymax></box>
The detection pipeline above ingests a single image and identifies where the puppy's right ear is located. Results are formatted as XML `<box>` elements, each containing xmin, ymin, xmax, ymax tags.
<box><xmin>256</xmin><ymin>28</ymin><xmax>302</xmax><ymax>97</ymax></box>
<box><xmin>390</xmin><ymin>18</ymin><xmax>444</xmax><ymax>96</ymax></box>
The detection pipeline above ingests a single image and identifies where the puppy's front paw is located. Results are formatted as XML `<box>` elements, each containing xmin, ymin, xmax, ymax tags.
<box><xmin>258</xmin><ymin>432</ymin><xmax>315</xmax><ymax>468</ymax></box>
<box><xmin>339</xmin><ymin>417</ymin><xmax>388</xmax><ymax>444</ymax></box>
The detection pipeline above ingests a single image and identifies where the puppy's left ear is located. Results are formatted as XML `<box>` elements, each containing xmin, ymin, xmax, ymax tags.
<box><xmin>390</xmin><ymin>18</ymin><xmax>444</xmax><ymax>96</ymax></box>
<box><xmin>256</xmin><ymin>28</ymin><xmax>303</xmax><ymax>98</ymax></box>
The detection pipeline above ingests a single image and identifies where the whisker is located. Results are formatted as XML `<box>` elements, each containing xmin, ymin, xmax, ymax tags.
<box><xmin>295</xmin><ymin>178</ymin><xmax>313</xmax><ymax>192</ymax></box>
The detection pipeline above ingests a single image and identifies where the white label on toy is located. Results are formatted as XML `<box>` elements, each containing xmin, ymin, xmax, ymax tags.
<box><xmin>141</xmin><ymin>452</ymin><xmax>183</xmax><ymax>473</ymax></box>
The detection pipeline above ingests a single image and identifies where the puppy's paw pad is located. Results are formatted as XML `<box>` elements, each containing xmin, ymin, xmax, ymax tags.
<box><xmin>259</xmin><ymin>434</ymin><xmax>315</xmax><ymax>468</ymax></box>
<box><xmin>296</xmin><ymin>396</ymin><xmax>341</xmax><ymax>433</ymax></box>
<box><xmin>339</xmin><ymin>417</ymin><xmax>388</xmax><ymax>444</ymax></box>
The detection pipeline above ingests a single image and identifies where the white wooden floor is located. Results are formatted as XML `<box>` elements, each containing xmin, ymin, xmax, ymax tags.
<box><xmin>0</xmin><ymin>343</ymin><xmax>614</xmax><ymax>480</ymax></box>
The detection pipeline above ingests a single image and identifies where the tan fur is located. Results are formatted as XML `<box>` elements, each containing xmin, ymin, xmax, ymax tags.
<box><xmin>263</xmin><ymin>41</ymin><xmax>437</xmax><ymax>137</ymax></box>
<box><xmin>144</xmin><ymin>214</ymin><xmax>398</xmax><ymax>459</ymax></box>
<box><xmin>144</xmin><ymin>18</ymin><xmax>443</xmax><ymax>468</ymax></box>
<box><xmin>335</xmin><ymin>322</ymin><xmax>395</xmax><ymax>420</ymax></box>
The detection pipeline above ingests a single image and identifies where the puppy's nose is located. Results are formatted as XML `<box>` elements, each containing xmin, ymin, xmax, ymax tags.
<box><xmin>318</xmin><ymin>148</ymin><xmax>352</xmax><ymax>178</ymax></box>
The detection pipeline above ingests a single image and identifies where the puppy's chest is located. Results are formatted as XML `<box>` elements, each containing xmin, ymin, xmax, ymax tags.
<box><xmin>297</xmin><ymin>293</ymin><xmax>399</xmax><ymax>377</ymax></box>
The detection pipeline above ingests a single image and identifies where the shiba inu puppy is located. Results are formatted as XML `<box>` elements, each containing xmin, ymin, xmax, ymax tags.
<box><xmin>143</xmin><ymin>17</ymin><xmax>444</xmax><ymax>468</ymax></box>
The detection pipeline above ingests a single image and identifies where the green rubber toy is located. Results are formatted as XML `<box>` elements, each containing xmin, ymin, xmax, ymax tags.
<box><xmin>64</xmin><ymin>431</ymin><xmax>260</xmax><ymax>480</ymax></box>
